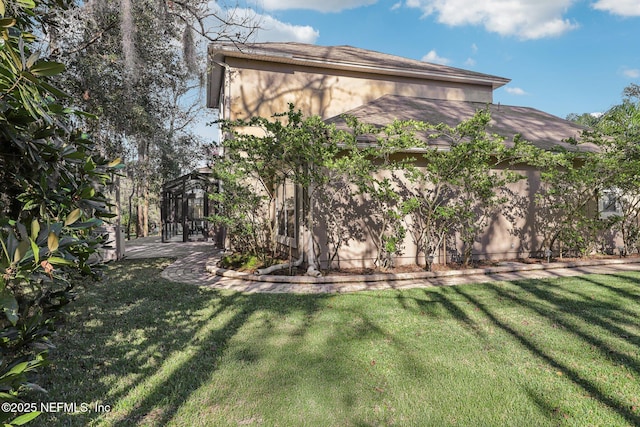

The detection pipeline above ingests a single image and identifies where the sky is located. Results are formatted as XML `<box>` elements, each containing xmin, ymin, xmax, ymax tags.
<box><xmin>208</xmin><ymin>0</ymin><xmax>640</xmax><ymax>120</ymax></box>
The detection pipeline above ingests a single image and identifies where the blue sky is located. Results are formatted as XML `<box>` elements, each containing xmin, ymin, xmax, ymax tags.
<box><xmin>213</xmin><ymin>0</ymin><xmax>640</xmax><ymax>119</ymax></box>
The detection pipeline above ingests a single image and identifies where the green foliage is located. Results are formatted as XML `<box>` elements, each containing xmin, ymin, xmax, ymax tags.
<box><xmin>208</xmin><ymin>168</ymin><xmax>271</xmax><ymax>258</ymax></box>
<box><xmin>530</xmin><ymin>149</ymin><xmax>604</xmax><ymax>257</ymax></box>
<box><xmin>536</xmin><ymin>85</ymin><xmax>640</xmax><ymax>257</ymax></box>
<box><xmin>361</xmin><ymin>177</ymin><xmax>406</xmax><ymax>270</ymax></box>
<box><xmin>332</xmin><ymin>119</ymin><xmax>415</xmax><ymax>269</ymax></box>
<box><xmin>215</xmin><ymin>105</ymin><xmax>340</xmax><ymax>262</ymax></box>
<box><xmin>590</xmin><ymin>86</ymin><xmax>640</xmax><ymax>255</ymax></box>
<box><xmin>215</xmin><ymin>87</ymin><xmax>640</xmax><ymax>271</ymax></box>
<box><xmin>50</xmin><ymin>0</ymin><xmax>214</xmax><ymax>238</ymax></box>
<box><xmin>219</xmin><ymin>253</ymin><xmax>265</xmax><ymax>272</ymax></box>
<box><xmin>217</xmin><ymin>107</ymin><xmax>528</xmax><ymax>271</ymax></box>
<box><xmin>372</xmin><ymin>109</ymin><xmax>522</xmax><ymax>269</ymax></box>
<box><xmin>566</xmin><ymin>112</ymin><xmax>601</xmax><ymax>127</ymax></box>
<box><xmin>0</xmin><ymin>0</ymin><xmax>116</xmax><ymax>424</ymax></box>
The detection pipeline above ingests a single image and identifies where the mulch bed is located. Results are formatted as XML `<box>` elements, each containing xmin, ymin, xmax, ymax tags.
<box><xmin>323</xmin><ymin>254</ymin><xmax>637</xmax><ymax>276</ymax></box>
<box><xmin>221</xmin><ymin>253</ymin><xmax>638</xmax><ymax>277</ymax></box>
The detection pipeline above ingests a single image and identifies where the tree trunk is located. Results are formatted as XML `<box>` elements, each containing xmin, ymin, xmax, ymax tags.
<box><xmin>114</xmin><ymin>176</ymin><xmax>123</xmax><ymax>258</ymax></box>
<box><xmin>135</xmin><ymin>138</ymin><xmax>149</xmax><ymax>238</ymax></box>
<box><xmin>136</xmin><ymin>201</ymin><xmax>146</xmax><ymax>238</ymax></box>
<box><xmin>127</xmin><ymin>182</ymin><xmax>135</xmax><ymax>240</ymax></box>
<box><xmin>136</xmin><ymin>182</ymin><xmax>149</xmax><ymax>237</ymax></box>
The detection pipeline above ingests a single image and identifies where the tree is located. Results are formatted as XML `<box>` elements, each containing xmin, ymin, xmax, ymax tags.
<box><xmin>566</xmin><ymin>112</ymin><xmax>601</xmax><ymax>127</ymax></box>
<box><xmin>215</xmin><ymin>105</ymin><xmax>340</xmax><ymax>272</ymax></box>
<box><xmin>551</xmin><ymin>84</ymin><xmax>640</xmax><ymax>257</ymax></box>
<box><xmin>586</xmin><ymin>83</ymin><xmax>640</xmax><ymax>255</ymax></box>
<box><xmin>531</xmin><ymin>149</ymin><xmax>606</xmax><ymax>257</ymax></box>
<box><xmin>49</xmin><ymin>0</ymin><xmax>259</xmax><ymax>238</ymax></box>
<box><xmin>0</xmin><ymin>0</ymin><xmax>118</xmax><ymax>424</ymax></box>
<box><xmin>398</xmin><ymin>110</ymin><xmax>522</xmax><ymax>269</ymax></box>
<box><xmin>333</xmin><ymin>118</ymin><xmax>416</xmax><ymax>270</ymax></box>
<box><xmin>216</xmin><ymin>108</ymin><xmax>528</xmax><ymax>272</ymax></box>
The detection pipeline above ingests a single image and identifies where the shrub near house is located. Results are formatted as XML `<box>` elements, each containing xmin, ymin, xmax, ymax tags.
<box><xmin>209</xmin><ymin>43</ymin><xmax>638</xmax><ymax>270</ymax></box>
<box><xmin>213</xmin><ymin>89</ymin><xmax>640</xmax><ymax>272</ymax></box>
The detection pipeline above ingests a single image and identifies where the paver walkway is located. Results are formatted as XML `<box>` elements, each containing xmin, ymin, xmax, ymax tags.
<box><xmin>124</xmin><ymin>237</ymin><xmax>640</xmax><ymax>293</ymax></box>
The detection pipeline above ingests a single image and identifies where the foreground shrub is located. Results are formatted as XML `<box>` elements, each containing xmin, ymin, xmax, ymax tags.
<box><xmin>0</xmin><ymin>1</ymin><xmax>118</xmax><ymax>424</ymax></box>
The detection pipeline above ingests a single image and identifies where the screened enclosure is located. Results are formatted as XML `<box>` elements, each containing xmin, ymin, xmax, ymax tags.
<box><xmin>160</xmin><ymin>168</ymin><xmax>220</xmax><ymax>243</ymax></box>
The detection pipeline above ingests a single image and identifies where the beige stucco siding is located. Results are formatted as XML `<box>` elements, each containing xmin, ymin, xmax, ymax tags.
<box><xmin>210</xmin><ymin>43</ymin><xmax>618</xmax><ymax>269</ymax></box>
<box><xmin>225</xmin><ymin>58</ymin><xmax>494</xmax><ymax>120</ymax></box>
<box><xmin>312</xmin><ymin>163</ymin><xmax>547</xmax><ymax>269</ymax></box>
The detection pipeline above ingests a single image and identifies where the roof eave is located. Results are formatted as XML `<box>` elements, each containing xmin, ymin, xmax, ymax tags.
<box><xmin>208</xmin><ymin>44</ymin><xmax>511</xmax><ymax>91</ymax></box>
<box><xmin>207</xmin><ymin>52</ymin><xmax>226</xmax><ymax>109</ymax></box>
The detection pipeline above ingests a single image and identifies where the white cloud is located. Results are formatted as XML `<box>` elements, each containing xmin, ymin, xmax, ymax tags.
<box><xmin>203</xmin><ymin>4</ymin><xmax>320</xmax><ymax>43</ymax></box>
<box><xmin>391</xmin><ymin>2</ymin><xmax>402</xmax><ymax>11</ymax></box>
<box><xmin>255</xmin><ymin>14</ymin><xmax>320</xmax><ymax>42</ymax></box>
<box><xmin>505</xmin><ymin>87</ymin><xmax>528</xmax><ymax>95</ymax></box>
<box><xmin>422</xmin><ymin>49</ymin><xmax>451</xmax><ymax>65</ymax></box>
<box><xmin>592</xmin><ymin>0</ymin><xmax>640</xmax><ymax>16</ymax></box>
<box><xmin>261</xmin><ymin>0</ymin><xmax>377</xmax><ymax>12</ymax></box>
<box><xmin>623</xmin><ymin>68</ymin><xmax>640</xmax><ymax>79</ymax></box>
<box><xmin>471</xmin><ymin>43</ymin><xmax>478</xmax><ymax>54</ymax></box>
<box><xmin>406</xmin><ymin>0</ymin><xmax>579</xmax><ymax>40</ymax></box>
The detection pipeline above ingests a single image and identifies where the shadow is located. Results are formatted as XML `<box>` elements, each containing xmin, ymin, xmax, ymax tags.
<box><xmin>500</xmin><ymin>173</ymin><xmax>537</xmax><ymax>257</ymax></box>
<box><xmin>489</xmin><ymin>280</ymin><xmax>640</xmax><ymax>371</ymax></box>
<box><xmin>40</xmin><ymin>258</ymin><xmax>439</xmax><ymax>426</ymax></box>
<box><xmin>362</xmin><ymin>278</ymin><xmax>640</xmax><ymax>424</ymax></box>
<box><xmin>328</xmin><ymin>96</ymin><xmax>595</xmax><ymax>153</ymax></box>
<box><xmin>583</xmin><ymin>273</ymin><xmax>640</xmax><ymax>303</ymax></box>
<box><xmin>38</xmin><ymin>256</ymin><xmax>640</xmax><ymax>425</ymax></box>
<box><xmin>314</xmin><ymin>176</ymin><xmax>367</xmax><ymax>270</ymax></box>
<box><xmin>39</xmin><ymin>259</ymin><xmax>329</xmax><ymax>426</ymax></box>
<box><xmin>450</xmin><ymin>280</ymin><xmax>640</xmax><ymax>425</ymax></box>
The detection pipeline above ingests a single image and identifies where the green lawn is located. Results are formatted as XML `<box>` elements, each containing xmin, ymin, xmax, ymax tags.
<box><xmin>34</xmin><ymin>259</ymin><xmax>640</xmax><ymax>426</ymax></box>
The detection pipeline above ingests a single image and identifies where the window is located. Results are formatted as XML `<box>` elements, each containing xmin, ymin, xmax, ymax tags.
<box><xmin>276</xmin><ymin>179</ymin><xmax>297</xmax><ymax>242</ymax></box>
<box><xmin>599</xmin><ymin>188</ymin><xmax>622</xmax><ymax>218</ymax></box>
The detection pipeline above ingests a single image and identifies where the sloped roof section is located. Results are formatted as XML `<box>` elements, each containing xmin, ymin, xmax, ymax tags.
<box><xmin>207</xmin><ymin>42</ymin><xmax>511</xmax><ymax>107</ymax></box>
<box><xmin>326</xmin><ymin>95</ymin><xmax>598</xmax><ymax>153</ymax></box>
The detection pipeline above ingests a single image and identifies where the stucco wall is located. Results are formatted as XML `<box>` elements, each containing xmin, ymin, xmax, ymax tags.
<box><xmin>225</xmin><ymin>58</ymin><xmax>495</xmax><ymax>121</ymax></box>
<box><xmin>311</xmin><ymin>160</ymin><xmax>625</xmax><ymax>270</ymax></box>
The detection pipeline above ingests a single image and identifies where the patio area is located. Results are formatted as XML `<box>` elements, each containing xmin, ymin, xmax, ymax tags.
<box><xmin>121</xmin><ymin>236</ymin><xmax>640</xmax><ymax>294</ymax></box>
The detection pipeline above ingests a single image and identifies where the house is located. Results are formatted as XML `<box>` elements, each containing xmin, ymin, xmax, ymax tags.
<box><xmin>207</xmin><ymin>42</ymin><xmax>606</xmax><ymax>269</ymax></box>
<box><xmin>208</xmin><ymin>42</ymin><xmax>509</xmax><ymax>122</ymax></box>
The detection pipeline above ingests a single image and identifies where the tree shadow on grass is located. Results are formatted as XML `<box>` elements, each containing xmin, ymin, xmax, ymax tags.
<box><xmin>499</xmin><ymin>278</ymin><xmax>640</xmax><ymax>372</ymax></box>
<box><xmin>38</xmin><ymin>259</ymin><xmax>329</xmax><ymax>426</ymax></box>
<box><xmin>582</xmin><ymin>272</ymin><xmax>640</xmax><ymax>303</ymax></box>
<box><xmin>37</xmin><ymin>261</ymin><xmax>640</xmax><ymax>426</ymax></box>
<box><xmin>395</xmin><ymin>289</ymin><xmax>481</xmax><ymax>334</ymax></box>
<box><xmin>451</xmin><ymin>279</ymin><xmax>640</xmax><ymax>426</ymax></box>
<box><xmin>388</xmin><ymin>276</ymin><xmax>640</xmax><ymax>425</ymax></box>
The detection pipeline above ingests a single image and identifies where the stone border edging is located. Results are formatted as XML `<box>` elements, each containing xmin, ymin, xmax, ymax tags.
<box><xmin>205</xmin><ymin>257</ymin><xmax>640</xmax><ymax>284</ymax></box>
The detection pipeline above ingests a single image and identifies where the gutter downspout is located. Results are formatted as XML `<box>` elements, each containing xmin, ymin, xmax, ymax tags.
<box><xmin>257</xmin><ymin>173</ymin><xmax>321</xmax><ymax>277</ymax></box>
<box><xmin>256</xmin><ymin>256</ymin><xmax>304</xmax><ymax>276</ymax></box>
<box><xmin>212</xmin><ymin>57</ymin><xmax>232</xmax><ymax>250</ymax></box>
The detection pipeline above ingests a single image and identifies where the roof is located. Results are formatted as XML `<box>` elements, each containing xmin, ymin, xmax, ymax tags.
<box><xmin>162</xmin><ymin>167</ymin><xmax>216</xmax><ymax>194</ymax></box>
<box><xmin>325</xmin><ymin>95</ymin><xmax>598</xmax><ymax>153</ymax></box>
<box><xmin>207</xmin><ymin>42</ymin><xmax>510</xmax><ymax>108</ymax></box>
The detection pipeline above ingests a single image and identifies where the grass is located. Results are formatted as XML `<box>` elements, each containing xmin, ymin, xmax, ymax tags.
<box><xmin>32</xmin><ymin>258</ymin><xmax>640</xmax><ymax>426</ymax></box>
<box><xmin>219</xmin><ymin>253</ymin><xmax>263</xmax><ymax>272</ymax></box>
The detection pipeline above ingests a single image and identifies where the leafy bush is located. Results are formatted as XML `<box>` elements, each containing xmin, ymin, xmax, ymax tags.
<box><xmin>0</xmin><ymin>1</ymin><xmax>118</xmax><ymax>424</ymax></box>
<box><xmin>219</xmin><ymin>253</ymin><xmax>263</xmax><ymax>272</ymax></box>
